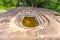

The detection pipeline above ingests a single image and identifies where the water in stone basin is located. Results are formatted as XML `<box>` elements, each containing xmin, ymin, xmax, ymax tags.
<box><xmin>22</xmin><ymin>17</ymin><xmax>39</xmax><ymax>27</ymax></box>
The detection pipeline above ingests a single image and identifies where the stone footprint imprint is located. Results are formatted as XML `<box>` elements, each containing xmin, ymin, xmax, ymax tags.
<box><xmin>0</xmin><ymin>7</ymin><xmax>60</xmax><ymax>40</ymax></box>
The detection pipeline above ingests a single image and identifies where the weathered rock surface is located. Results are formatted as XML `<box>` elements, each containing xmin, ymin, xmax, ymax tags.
<box><xmin>0</xmin><ymin>7</ymin><xmax>60</xmax><ymax>40</ymax></box>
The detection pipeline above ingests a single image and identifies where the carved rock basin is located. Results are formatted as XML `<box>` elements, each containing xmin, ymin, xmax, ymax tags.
<box><xmin>0</xmin><ymin>7</ymin><xmax>60</xmax><ymax>40</ymax></box>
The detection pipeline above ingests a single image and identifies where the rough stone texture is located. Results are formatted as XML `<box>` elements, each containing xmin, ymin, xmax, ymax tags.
<box><xmin>0</xmin><ymin>7</ymin><xmax>60</xmax><ymax>40</ymax></box>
